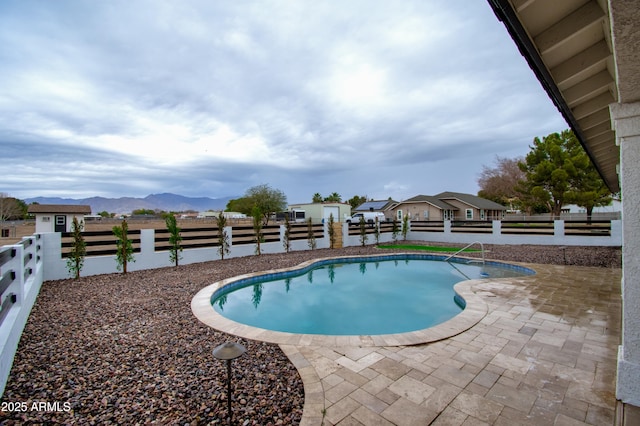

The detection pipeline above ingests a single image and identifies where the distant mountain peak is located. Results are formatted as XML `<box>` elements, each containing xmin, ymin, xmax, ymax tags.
<box><xmin>25</xmin><ymin>193</ymin><xmax>237</xmax><ymax>215</ymax></box>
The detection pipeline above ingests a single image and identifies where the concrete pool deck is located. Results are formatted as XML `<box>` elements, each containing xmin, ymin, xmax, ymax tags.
<box><xmin>194</xmin><ymin>261</ymin><xmax>624</xmax><ymax>425</ymax></box>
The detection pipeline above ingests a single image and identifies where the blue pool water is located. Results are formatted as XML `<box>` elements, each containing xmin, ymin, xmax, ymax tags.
<box><xmin>211</xmin><ymin>255</ymin><xmax>533</xmax><ymax>335</ymax></box>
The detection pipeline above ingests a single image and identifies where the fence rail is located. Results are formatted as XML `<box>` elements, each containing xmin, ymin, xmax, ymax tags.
<box><xmin>409</xmin><ymin>221</ymin><xmax>444</xmax><ymax>232</ymax></box>
<box><xmin>61</xmin><ymin>229</ymin><xmax>142</xmax><ymax>258</ymax></box>
<box><xmin>55</xmin><ymin>219</ymin><xmax>620</xmax><ymax>260</ymax></box>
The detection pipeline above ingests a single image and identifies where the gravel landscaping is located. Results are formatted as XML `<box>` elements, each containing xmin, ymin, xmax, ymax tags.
<box><xmin>0</xmin><ymin>243</ymin><xmax>621</xmax><ymax>424</ymax></box>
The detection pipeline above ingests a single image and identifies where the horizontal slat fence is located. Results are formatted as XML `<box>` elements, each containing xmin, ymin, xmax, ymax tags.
<box><xmin>347</xmin><ymin>222</ymin><xmax>380</xmax><ymax>236</ymax></box>
<box><xmin>61</xmin><ymin>230</ymin><xmax>142</xmax><ymax>258</ymax></box>
<box><xmin>289</xmin><ymin>223</ymin><xmax>323</xmax><ymax>241</ymax></box>
<box><xmin>409</xmin><ymin>221</ymin><xmax>444</xmax><ymax>232</ymax></box>
<box><xmin>155</xmin><ymin>226</ymin><xmax>220</xmax><ymax>250</ymax></box>
<box><xmin>563</xmin><ymin>220</ymin><xmax>611</xmax><ymax>236</ymax></box>
<box><xmin>451</xmin><ymin>221</ymin><xmax>493</xmax><ymax>234</ymax></box>
<box><xmin>232</xmin><ymin>224</ymin><xmax>281</xmax><ymax>245</ymax></box>
<box><xmin>379</xmin><ymin>221</ymin><xmax>398</xmax><ymax>233</ymax></box>
<box><xmin>500</xmin><ymin>221</ymin><xmax>554</xmax><ymax>235</ymax></box>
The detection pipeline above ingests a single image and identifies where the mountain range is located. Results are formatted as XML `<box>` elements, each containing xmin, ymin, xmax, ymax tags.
<box><xmin>25</xmin><ymin>193</ymin><xmax>237</xmax><ymax>215</ymax></box>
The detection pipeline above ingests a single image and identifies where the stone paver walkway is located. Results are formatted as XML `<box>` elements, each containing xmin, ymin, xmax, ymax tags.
<box><xmin>195</xmin><ymin>261</ymin><xmax>621</xmax><ymax>425</ymax></box>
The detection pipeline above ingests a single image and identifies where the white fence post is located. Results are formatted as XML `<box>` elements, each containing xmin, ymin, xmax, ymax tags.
<box><xmin>444</xmin><ymin>220</ymin><xmax>452</xmax><ymax>236</ymax></box>
<box><xmin>554</xmin><ymin>220</ymin><xmax>565</xmax><ymax>238</ymax></box>
<box><xmin>492</xmin><ymin>220</ymin><xmax>501</xmax><ymax>237</ymax></box>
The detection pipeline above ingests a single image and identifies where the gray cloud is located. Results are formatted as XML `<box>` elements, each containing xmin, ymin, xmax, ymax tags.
<box><xmin>0</xmin><ymin>0</ymin><xmax>567</xmax><ymax>204</ymax></box>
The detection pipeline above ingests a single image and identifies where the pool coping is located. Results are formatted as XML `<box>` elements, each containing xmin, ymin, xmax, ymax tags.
<box><xmin>191</xmin><ymin>253</ymin><xmax>532</xmax><ymax>347</ymax></box>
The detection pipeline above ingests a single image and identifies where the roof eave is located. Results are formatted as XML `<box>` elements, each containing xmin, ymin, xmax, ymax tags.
<box><xmin>487</xmin><ymin>0</ymin><xmax>619</xmax><ymax>194</ymax></box>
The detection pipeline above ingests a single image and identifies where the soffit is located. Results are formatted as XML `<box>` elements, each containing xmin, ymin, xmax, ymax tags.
<box><xmin>487</xmin><ymin>0</ymin><xmax>640</xmax><ymax>194</ymax></box>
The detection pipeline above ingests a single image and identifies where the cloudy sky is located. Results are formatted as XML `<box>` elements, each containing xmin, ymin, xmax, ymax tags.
<box><xmin>0</xmin><ymin>0</ymin><xmax>567</xmax><ymax>204</ymax></box>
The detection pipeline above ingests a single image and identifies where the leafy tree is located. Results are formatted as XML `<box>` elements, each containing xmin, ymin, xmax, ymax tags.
<box><xmin>227</xmin><ymin>184</ymin><xmax>286</xmax><ymax>225</ymax></box>
<box><xmin>0</xmin><ymin>193</ymin><xmax>24</xmax><ymax>222</ymax></box>
<box><xmin>98</xmin><ymin>211</ymin><xmax>111</xmax><ymax>218</ymax></box>
<box><xmin>324</xmin><ymin>192</ymin><xmax>342</xmax><ymax>203</ymax></box>
<box><xmin>307</xmin><ymin>218</ymin><xmax>316</xmax><ymax>250</ymax></box>
<box><xmin>132</xmin><ymin>208</ymin><xmax>157</xmax><ymax>215</ymax></box>
<box><xmin>312</xmin><ymin>193</ymin><xmax>323</xmax><ymax>203</ymax></box>
<box><xmin>225</xmin><ymin>197</ymin><xmax>254</xmax><ymax>214</ymax></box>
<box><xmin>565</xmin><ymin>144</ymin><xmax>613</xmax><ymax>223</ymax></box>
<box><xmin>478</xmin><ymin>156</ymin><xmax>526</xmax><ymax>210</ymax></box>
<box><xmin>347</xmin><ymin>195</ymin><xmax>368</xmax><ymax>211</ymax></box>
<box><xmin>358</xmin><ymin>216</ymin><xmax>368</xmax><ymax>246</ymax></box>
<box><xmin>113</xmin><ymin>219</ymin><xmax>135</xmax><ymax>273</ymax></box>
<box><xmin>165</xmin><ymin>214</ymin><xmax>182</xmax><ymax>266</ymax></box>
<box><xmin>66</xmin><ymin>216</ymin><xmax>86</xmax><ymax>279</ymax></box>
<box><xmin>215</xmin><ymin>211</ymin><xmax>230</xmax><ymax>259</ymax></box>
<box><xmin>252</xmin><ymin>205</ymin><xmax>263</xmax><ymax>255</ymax></box>
<box><xmin>517</xmin><ymin>130</ymin><xmax>610</xmax><ymax>219</ymax></box>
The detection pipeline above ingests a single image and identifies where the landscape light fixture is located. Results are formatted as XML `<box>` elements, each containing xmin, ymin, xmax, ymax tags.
<box><xmin>212</xmin><ymin>341</ymin><xmax>246</xmax><ymax>425</ymax></box>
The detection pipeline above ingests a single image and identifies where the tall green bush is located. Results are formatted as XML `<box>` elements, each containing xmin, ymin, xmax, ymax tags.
<box><xmin>66</xmin><ymin>216</ymin><xmax>86</xmax><ymax>279</ymax></box>
<box><xmin>113</xmin><ymin>219</ymin><xmax>135</xmax><ymax>273</ymax></box>
<box><xmin>327</xmin><ymin>213</ymin><xmax>336</xmax><ymax>249</ymax></box>
<box><xmin>359</xmin><ymin>216</ymin><xmax>368</xmax><ymax>246</ymax></box>
<box><xmin>307</xmin><ymin>218</ymin><xmax>316</xmax><ymax>250</ymax></box>
<box><xmin>402</xmin><ymin>215</ymin><xmax>409</xmax><ymax>240</ymax></box>
<box><xmin>165</xmin><ymin>214</ymin><xmax>182</xmax><ymax>266</ymax></box>
<box><xmin>392</xmin><ymin>218</ymin><xmax>399</xmax><ymax>243</ymax></box>
<box><xmin>216</xmin><ymin>211</ymin><xmax>230</xmax><ymax>259</ymax></box>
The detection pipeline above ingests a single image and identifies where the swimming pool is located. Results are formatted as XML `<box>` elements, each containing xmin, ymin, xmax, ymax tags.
<box><xmin>207</xmin><ymin>254</ymin><xmax>533</xmax><ymax>336</ymax></box>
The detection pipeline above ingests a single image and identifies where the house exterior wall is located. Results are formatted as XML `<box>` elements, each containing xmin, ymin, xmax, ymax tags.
<box><xmin>438</xmin><ymin>199</ymin><xmax>477</xmax><ymax>220</ymax></box>
<box><xmin>389</xmin><ymin>203</ymin><xmax>444</xmax><ymax>221</ymax></box>
<box><xmin>34</xmin><ymin>213</ymin><xmax>85</xmax><ymax>233</ymax></box>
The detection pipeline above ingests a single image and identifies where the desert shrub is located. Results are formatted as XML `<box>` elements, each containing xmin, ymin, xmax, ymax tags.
<box><xmin>359</xmin><ymin>216</ymin><xmax>368</xmax><ymax>246</ymax></box>
<box><xmin>402</xmin><ymin>215</ymin><xmax>409</xmax><ymax>240</ymax></box>
<box><xmin>66</xmin><ymin>216</ymin><xmax>86</xmax><ymax>279</ymax></box>
<box><xmin>307</xmin><ymin>218</ymin><xmax>316</xmax><ymax>250</ymax></box>
<box><xmin>283</xmin><ymin>217</ymin><xmax>291</xmax><ymax>253</ymax></box>
<box><xmin>327</xmin><ymin>213</ymin><xmax>336</xmax><ymax>249</ymax></box>
<box><xmin>166</xmin><ymin>214</ymin><xmax>182</xmax><ymax>266</ymax></box>
<box><xmin>113</xmin><ymin>219</ymin><xmax>135</xmax><ymax>273</ymax></box>
<box><xmin>216</xmin><ymin>211</ymin><xmax>230</xmax><ymax>259</ymax></box>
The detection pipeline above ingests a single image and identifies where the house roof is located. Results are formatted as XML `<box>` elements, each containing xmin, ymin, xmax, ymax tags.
<box><xmin>402</xmin><ymin>195</ymin><xmax>458</xmax><ymax>211</ymax></box>
<box><xmin>434</xmin><ymin>192</ymin><xmax>507</xmax><ymax>210</ymax></box>
<box><xmin>27</xmin><ymin>204</ymin><xmax>92</xmax><ymax>214</ymax></box>
<box><xmin>354</xmin><ymin>200</ymin><xmax>397</xmax><ymax>211</ymax></box>
<box><xmin>485</xmin><ymin>0</ymin><xmax>639</xmax><ymax>194</ymax></box>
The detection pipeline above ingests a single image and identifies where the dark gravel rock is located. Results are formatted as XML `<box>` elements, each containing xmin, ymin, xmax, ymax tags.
<box><xmin>0</xmin><ymin>243</ymin><xmax>620</xmax><ymax>424</ymax></box>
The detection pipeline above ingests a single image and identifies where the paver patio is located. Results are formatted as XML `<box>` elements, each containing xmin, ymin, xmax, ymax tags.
<box><xmin>199</xmin><ymin>262</ymin><xmax>622</xmax><ymax>425</ymax></box>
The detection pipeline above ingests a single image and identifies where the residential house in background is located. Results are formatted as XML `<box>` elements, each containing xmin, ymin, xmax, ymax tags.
<box><xmin>286</xmin><ymin>202</ymin><xmax>352</xmax><ymax>223</ymax></box>
<box><xmin>27</xmin><ymin>204</ymin><xmax>92</xmax><ymax>233</ymax></box>
<box><xmin>352</xmin><ymin>199</ymin><xmax>397</xmax><ymax>221</ymax></box>
<box><xmin>434</xmin><ymin>191</ymin><xmax>507</xmax><ymax>221</ymax></box>
<box><xmin>390</xmin><ymin>192</ymin><xmax>507</xmax><ymax>222</ymax></box>
<box><xmin>389</xmin><ymin>195</ymin><xmax>458</xmax><ymax>221</ymax></box>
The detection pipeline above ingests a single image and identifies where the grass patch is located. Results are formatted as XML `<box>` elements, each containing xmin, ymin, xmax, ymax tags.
<box><xmin>377</xmin><ymin>244</ymin><xmax>481</xmax><ymax>252</ymax></box>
